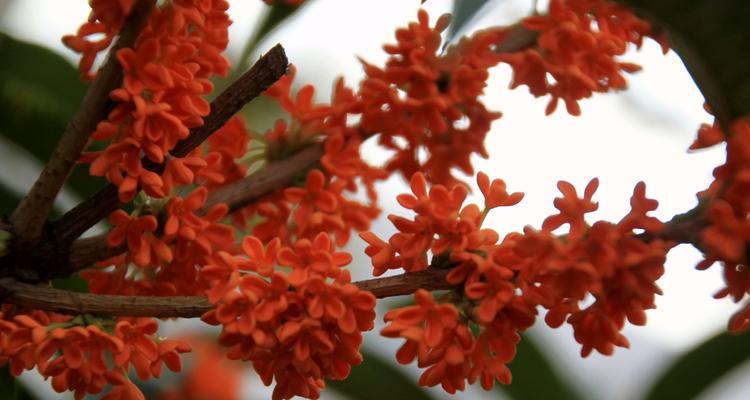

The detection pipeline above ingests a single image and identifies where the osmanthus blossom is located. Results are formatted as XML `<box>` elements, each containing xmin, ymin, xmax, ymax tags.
<box><xmin>692</xmin><ymin>118</ymin><xmax>750</xmax><ymax>332</ymax></box>
<box><xmin>17</xmin><ymin>0</ymin><xmax>750</xmax><ymax>399</ymax></box>
<box><xmin>368</xmin><ymin>171</ymin><xmax>672</xmax><ymax>390</ymax></box>
<box><xmin>0</xmin><ymin>307</ymin><xmax>189</xmax><ymax>400</ymax></box>
<box><xmin>201</xmin><ymin>232</ymin><xmax>376</xmax><ymax>400</ymax></box>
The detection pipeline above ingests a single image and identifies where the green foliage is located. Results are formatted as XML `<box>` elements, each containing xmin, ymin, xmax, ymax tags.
<box><xmin>328</xmin><ymin>349</ymin><xmax>436</xmax><ymax>400</ymax></box>
<box><xmin>499</xmin><ymin>334</ymin><xmax>582</xmax><ymax>400</ymax></box>
<box><xmin>447</xmin><ymin>0</ymin><xmax>490</xmax><ymax>43</ymax></box>
<box><xmin>0</xmin><ymin>32</ymin><xmax>104</xmax><ymax>199</ymax></box>
<box><xmin>0</xmin><ymin>183</ymin><xmax>20</xmax><ymax>219</ymax></box>
<box><xmin>644</xmin><ymin>329</ymin><xmax>750</xmax><ymax>400</ymax></box>
<box><xmin>0</xmin><ymin>366</ymin><xmax>36</xmax><ymax>400</ymax></box>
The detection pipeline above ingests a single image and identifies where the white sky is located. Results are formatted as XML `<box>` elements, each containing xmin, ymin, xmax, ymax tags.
<box><xmin>0</xmin><ymin>0</ymin><xmax>747</xmax><ymax>399</ymax></box>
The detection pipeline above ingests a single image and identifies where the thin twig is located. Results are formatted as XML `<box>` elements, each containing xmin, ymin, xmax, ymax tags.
<box><xmin>0</xmin><ymin>269</ymin><xmax>452</xmax><ymax>317</ymax></box>
<box><xmin>9</xmin><ymin>0</ymin><xmax>154</xmax><ymax>241</ymax></box>
<box><xmin>52</xmin><ymin>44</ymin><xmax>289</xmax><ymax>245</ymax></box>
<box><xmin>68</xmin><ymin>144</ymin><xmax>321</xmax><ymax>269</ymax></box>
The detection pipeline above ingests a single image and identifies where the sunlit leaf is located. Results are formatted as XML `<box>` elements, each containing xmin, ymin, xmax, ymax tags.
<box><xmin>644</xmin><ymin>330</ymin><xmax>750</xmax><ymax>400</ymax></box>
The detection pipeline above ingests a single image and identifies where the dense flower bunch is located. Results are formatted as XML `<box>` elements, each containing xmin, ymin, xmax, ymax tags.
<box><xmin>200</xmin><ymin>233</ymin><xmax>376</xmax><ymax>400</ymax></box>
<box><xmin>82</xmin><ymin>117</ymin><xmax>247</xmax><ymax>297</ymax></box>
<box><xmin>81</xmin><ymin>0</ymin><xmax>232</xmax><ymax>203</ymax></box>
<box><xmin>359</xmin><ymin>11</ymin><xmax>504</xmax><ymax>187</ymax></box>
<box><xmin>691</xmin><ymin>118</ymin><xmax>750</xmax><ymax>332</ymax></box>
<box><xmin>63</xmin><ymin>0</ymin><xmax>135</xmax><ymax>79</ymax></box>
<box><xmin>2</xmin><ymin>0</ymin><xmax>709</xmax><ymax>399</ymax></box>
<box><xmin>364</xmin><ymin>172</ymin><xmax>671</xmax><ymax>391</ymax></box>
<box><xmin>500</xmin><ymin>0</ymin><xmax>663</xmax><ymax>115</ymax></box>
<box><xmin>0</xmin><ymin>307</ymin><xmax>189</xmax><ymax>399</ymax></box>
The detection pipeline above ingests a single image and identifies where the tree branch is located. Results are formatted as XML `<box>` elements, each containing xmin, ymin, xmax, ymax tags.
<box><xmin>0</xmin><ymin>269</ymin><xmax>452</xmax><ymax>318</ymax></box>
<box><xmin>52</xmin><ymin>44</ymin><xmax>289</xmax><ymax>245</ymax></box>
<box><xmin>26</xmin><ymin>204</ymin><xmax>714</xmax><ymax>319</ymax></box>
<box><xmin>67</xmin><ymin>144</ymin><xmax>320</xmax><ymax>269</ymax></box>
<box><xmin>9</xmin><ymin>0</ymin><xmax>155</xmax><ymax>242</ymax></box>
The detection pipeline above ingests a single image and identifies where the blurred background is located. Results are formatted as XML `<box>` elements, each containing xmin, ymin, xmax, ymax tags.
<box><xmin>0</xmin><ymin>0</ymin><xmax>748</xmax><ymax>398</ymax></box>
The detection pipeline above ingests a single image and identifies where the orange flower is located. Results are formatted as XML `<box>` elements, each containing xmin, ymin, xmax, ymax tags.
<box><xmin>542</xmin><ymin>178</ymin><xmax>599</xmax><ymax>239</ymax></box>
<box><xmin>359</xmin><ymin>10</ymin><xmax>502</xmax><ymax>186</ymax></box>
<box><xmin>107</xmin><ymin>210</ymin><xmax>172</xmax><ymax>267</ymax></box>
<box><xmin>501</xmin><ymin>0</ymin><xmax>660</xmax><ymax>115</ymax></box>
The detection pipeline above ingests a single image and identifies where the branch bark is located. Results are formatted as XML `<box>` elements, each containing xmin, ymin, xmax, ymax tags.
<box><xmin>68</xmin><ymin>144</ymin><xmax>321</xmax><ymax>269</ymax></box>
<box><xmin>52</xmin><ymin>44</ymin><xmax>289</xmax><ymax>245</ymax></box>
<box><xmin>9</xmin><ymin>0</ymin><xmax>155</xmax><ymax>242</ymax></box>
<box><xmin>0</xmin><ymin>269</ymin><xmax>452</xmax><ymax>317</ymax></box>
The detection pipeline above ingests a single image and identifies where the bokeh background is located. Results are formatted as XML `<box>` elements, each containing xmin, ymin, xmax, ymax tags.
<box><xmin>0</xmin><ymin>0</ymin><xmax>748</xmax><ymax>398</ymax></box>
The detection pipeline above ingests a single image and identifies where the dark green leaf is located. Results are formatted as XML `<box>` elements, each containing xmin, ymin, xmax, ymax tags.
<box><xmin>0</xmin><ymin>32</ymin><xmax>105</xmax><ymax>198</ymax></box>
<box><xmin>327</xmin><ymin>348</ymin><xmax>435</xmax><ymax>400</ymax></box>
<box><xmin>52</xmin><ymin>274</ymin><xmax>89</xmax><ymax>293</ymax></box>
<box><xmin>498</xmin><ymin>334</ymin><xmax>582</xmax><ymax>400</ymax></box>
<box><xmin>0</xmin><ymin>182</ymin><xmax>20</xmax><ymax>218</ymax></box>
<box><xmin>614</xmin><ymin>0</ymin><xmax>750</xmax><ymax>123</ymax></box>
<box><xmin>0</xmin><ymin>32</ymin><xmax>84</xmax><ymax>161</ymax></box>
<box><xmin>0</xmin><ymin>366</ymin><xmax>37</xmax><ymax>400</ymax></box>
<box><xmin>447</xmin><ymin>0</ymin><xmax>491</xmax><ymax>43</ymax></box>
<box><xmin>644</xmin><ymin>330</ymin><xmax>750</xmax><ymax>400</ymax></box>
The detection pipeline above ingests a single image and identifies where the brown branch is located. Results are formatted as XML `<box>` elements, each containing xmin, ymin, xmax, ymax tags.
<box><xmin>495</xmin><ymin>24</ymin><xmax>539</xmax><ymax>53</ymax></box>
<box><xmin>67</xmin><ymin>142</ymin><xmax>320</xmax><ymax>270</ymax></box>
<box><xmin>69</xmin><ymin>234</ymin><xmax>124</xmax><ymax>268</ymax></box>
<box><xmin>0</xmin><ymin>269</ymin><xmax>452</xmax><ymax>318</ymax></box>
<box><xmin>205</xmin><ymin>144</ymin><xmax>323</xmax><ymax>213</ymax></box>
<box><xmin>52</xmin><ymin>44</ymin><xmax>289</xmax><ymax>245</ymax></box>
<box><xmin>9</xmin><ymin>0</ymin><xmax>155</xmax><ymax>242</ymax></box>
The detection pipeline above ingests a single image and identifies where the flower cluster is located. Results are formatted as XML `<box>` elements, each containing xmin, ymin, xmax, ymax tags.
<box><xmin>0</xmin><ymin>308</ymin><xmax>189</xmax><ymax>399</ymax></box>
<box><xmin>367</xmin><ymin>172</ymin><xmax>671</xmax><ymax>391</ymax></box>
<box><xmin>359</xmin><ymin>10</ymin><xmax>503</xmax><ymax>187</ymax></box>
<box><xmin>85</xmin><ymin>184</ymin><xmax>236</xmax><ymax>297</ymax></box>
<box><xmin>231</xmin><ymin>66</ymin><xmax>384</xmax><ymax>248</ymax></box>
<box><xmin>200</xmin><ymin>233</ymin><xmax>376</xmax><ymax>400</ymax></box>
<box><xmin>691</xmin><ymin>118</ymin><xmax>750</xmax><ymax>332</ymax></box>
<box><xmin>82</xmin><ymin>0</ymin><xmax>231</xmax><ymax>203</ymax></box>
<box><xmin>500</xmin><ymin>0</ymin><xmax>664</xmax><ymax>115</ymax></box>
<box><xmin>42</xmin><ymin>2</ymin><xmax>692</xmax><ymax>399</ymax></box>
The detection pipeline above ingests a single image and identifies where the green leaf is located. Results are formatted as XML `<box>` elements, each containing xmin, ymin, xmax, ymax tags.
<box><xmin>0</xmin><ymin>181</ymin><xmax>20</xmax><ymax>218</ymax></box>
<box><xmin>327</xmin><ymin>349</ymin><xmax>436</xmax><ymax>400</ymax></box>
<box><xmin>498</xmin><ymin>334</ymin><xmax>582</xmax><ymax>400</ymax></box>
<box><xmin>52</xmin><ymin>274</ymin><xmax>89</xmax><ymax>293</ymax></box>
<box><xmin>0</xmin><ymin>366</ymin><xmax>37</xmax><ymax>400</ymax></box>
<box><xmin>0</xmin><ymin>32</ymin><xmax>85</xmax><ymax>161</ymax></box>
<box><xmin>0</xmin><ymin>32</ymin><xmax>104</xmax><ymax>198</ymax></box>
<box><xmin>614</xmin><ymin>0</ymin><xmax>750</xmax><ymax>122</ymax></box>
<box><xmin>446</xmin><ymin>0</ymin><xmax>491</xmax><ymax>43</ymax></box>
<box><xmin>644</xmin><ymin>329</ymin><xmax>750</xmax><ymax>400</ymax></box>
